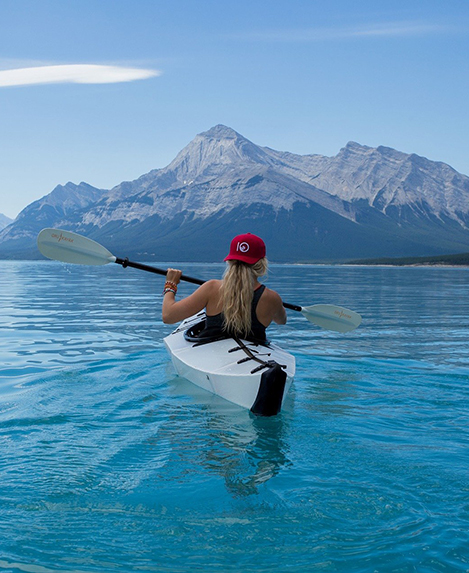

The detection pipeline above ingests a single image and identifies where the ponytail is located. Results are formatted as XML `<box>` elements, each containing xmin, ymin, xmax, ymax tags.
<box><xmin>221</xmin><ymin>258</ymin><xmax>268</xmax><ymax>337</ymax></box>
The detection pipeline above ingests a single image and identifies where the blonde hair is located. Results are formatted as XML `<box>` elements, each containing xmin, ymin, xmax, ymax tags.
<box><xmin>221</xmin><ymin>258</ymin><xmax>268</xmax><ymax>337</ymax></box>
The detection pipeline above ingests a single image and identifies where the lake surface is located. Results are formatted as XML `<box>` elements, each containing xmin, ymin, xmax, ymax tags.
<box><xmin>1</xmin><ymin>261</ymin><xmax>468</xmax><ymax>572</ymax></box>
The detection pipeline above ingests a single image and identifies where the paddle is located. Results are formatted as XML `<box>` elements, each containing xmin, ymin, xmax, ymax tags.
<box><xmin>37</xmin><ymin>228</ymin><xmax>362</xmax><ymax>333</ymax></box>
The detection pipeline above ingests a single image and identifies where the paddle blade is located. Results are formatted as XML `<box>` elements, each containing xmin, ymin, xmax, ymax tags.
<box><xmin>37</xmin><ymin>228</ymin><xmax>116</xmax><ymax>265</ymax></box>
<box><xmin>300</xmin><ymin>304</ymin><xmax>362</xmax><ymax>333</ymax></box>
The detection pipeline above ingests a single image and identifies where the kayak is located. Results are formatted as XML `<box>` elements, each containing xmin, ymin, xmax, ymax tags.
<box><xmin>163</xmin><ymin>312</ymin><xmax>295</xmax><ymax>416</ymax></box>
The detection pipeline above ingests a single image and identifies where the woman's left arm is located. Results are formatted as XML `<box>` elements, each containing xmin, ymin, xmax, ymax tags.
<box><xmin>162</xmin><ymin>269</ymin><xmax>214</xmax><ymax>324</ymax></box>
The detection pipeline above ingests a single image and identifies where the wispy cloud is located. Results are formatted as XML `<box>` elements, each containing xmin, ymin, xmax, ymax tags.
<box><xmin>0</xmin><ymin>64</ymin><xmax>161</xmax><ymax>87</ymax></box>
<box><xmin>230</xmin><ymin>21</ymin><xmax>452</xmax><ymax>42</ymax></box>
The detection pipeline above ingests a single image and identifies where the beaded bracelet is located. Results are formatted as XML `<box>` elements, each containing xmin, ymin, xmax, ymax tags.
<box><xmin>163</xmin><ymin>283</ymin><xmax>177</xmax><ymax>296</ymax></box>
<box><xmin>165</xmin><ymin>281</ymin><xmax>178</xmax><ymax>290</ymax></box>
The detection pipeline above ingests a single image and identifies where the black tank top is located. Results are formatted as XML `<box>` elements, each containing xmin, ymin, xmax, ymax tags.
<box><xmin>203</xmin><ymin>284</ymin><xmax>267</xmax><ymax>342</ymax></box>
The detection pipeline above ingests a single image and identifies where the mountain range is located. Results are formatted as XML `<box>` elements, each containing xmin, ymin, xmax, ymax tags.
<box><xmin>2</xmin><ymin>124</ymin><xmax>469</xmax><ymax>262</ymax></box>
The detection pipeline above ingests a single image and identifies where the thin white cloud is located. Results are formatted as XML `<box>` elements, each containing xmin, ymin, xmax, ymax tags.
<box><xmin>230</xmin><ymin>21</ymin><xmax>452</xmax><ymax>42</ymax></box>
<box><xmin>0</xmin><ymin>64</ymin><xmax>161</xmax><ymax>87</ymax></box>
<box><xmin>340</xmin><ymin>21</ymin><xmax>450</xmax><ymax>38</ymax></box>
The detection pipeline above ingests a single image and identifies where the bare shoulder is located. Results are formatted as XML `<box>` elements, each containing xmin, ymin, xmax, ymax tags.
<box><xmin>262</xmin><ymin>286</ymin><xmax>283</xmax><ymax>305</ymax></box>
<box><xmin>203</xmin><ymin>279</ymin><xmax>223</xmax><ymax>293</ymax></box>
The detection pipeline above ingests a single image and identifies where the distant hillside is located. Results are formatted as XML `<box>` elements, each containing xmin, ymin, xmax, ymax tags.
<box><xmin>0</xmin><ymin>183</ymin><xmax>104</xmax><ymax>259</ymax></box>
<box><xmin>0</xmin><ymin>213</ymin><xmax>13</xmax><ymax>231</ymax></box>
<box><xmin>2</xmin><ymin>125</ymin><xmax>469</xmax><ymax>261</ymax></box>
<box><xmin>350</xmin><ymin>252</ymin><xmax>469</xmax><ymax>266</ymax></box>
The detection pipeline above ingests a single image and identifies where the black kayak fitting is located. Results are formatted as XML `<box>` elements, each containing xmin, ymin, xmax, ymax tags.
<box><xmin>250</xmin><ymin>362</ymin><xmax>287</xmax><ymax>417</ymax></box>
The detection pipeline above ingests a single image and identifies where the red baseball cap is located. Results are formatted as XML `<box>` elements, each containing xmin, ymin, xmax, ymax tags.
<box><xmin>224</xmin><ymin>233</ymin><xmax>266</xmax><ymax>264</ymax></box>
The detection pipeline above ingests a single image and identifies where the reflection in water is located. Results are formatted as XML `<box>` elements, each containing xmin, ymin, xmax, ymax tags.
<box><xmin>205</xmin><ymin>410</ymin><xmax>291</xmax><ymax>497</ymax></box>
<box><xmin>163</xmin><ymin>376</ymin><xmax>291</xmax><ymax>497</ymax></box>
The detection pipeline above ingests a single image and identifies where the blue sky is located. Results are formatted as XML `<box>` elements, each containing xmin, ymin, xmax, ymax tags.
<box><xmin>1</xmin><ymin>0</ymin><xmax>468</xmax><ymax>219</ymax></box>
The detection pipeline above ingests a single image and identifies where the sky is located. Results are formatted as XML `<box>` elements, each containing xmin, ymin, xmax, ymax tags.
<box><xmin>1</xmin><ymin>0</ymin><xmax>469</xmax><ymax>219</ymax></box>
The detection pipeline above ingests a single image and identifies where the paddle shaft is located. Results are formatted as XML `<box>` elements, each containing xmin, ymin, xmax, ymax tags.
<box><xmin>114</xmin><ymin>257</ymin><xmax>302</xmax><ymax>312</ymax></box>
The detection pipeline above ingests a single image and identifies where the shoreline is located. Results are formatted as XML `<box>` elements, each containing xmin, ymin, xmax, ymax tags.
<box><xmin>2</xmin><ymin>258</ymin><xmax>469</xmax><ymax>269</ymax></box>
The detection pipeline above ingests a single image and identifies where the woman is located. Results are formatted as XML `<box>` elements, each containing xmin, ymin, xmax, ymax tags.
<box><xmin>162</xmin><ymin>233</ymin><xmax>287</xmax><ymax>341</ymax></box>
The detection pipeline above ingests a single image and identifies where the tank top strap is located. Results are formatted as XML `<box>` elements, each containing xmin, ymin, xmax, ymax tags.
<box><xmin>249</xmin><ymin>284</ymin><xmax>267</xmax><ymax>341</ymax></box>
<box><xmin>252</xmin><ymin>284</ymin><xmax>266</xmax><ymax>308</ymax></box>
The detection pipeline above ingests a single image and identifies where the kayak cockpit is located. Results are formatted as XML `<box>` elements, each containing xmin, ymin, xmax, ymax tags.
<box><xmin>183</xmin><ymin>317</ymin><xmax>271</xmax><ymax>348</ymax></box>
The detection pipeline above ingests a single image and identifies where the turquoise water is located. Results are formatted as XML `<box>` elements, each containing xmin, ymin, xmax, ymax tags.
<box><xmin>1</xmin><ymin>261</ymin><xmax>468</xmax><ymax>572</ymax></box>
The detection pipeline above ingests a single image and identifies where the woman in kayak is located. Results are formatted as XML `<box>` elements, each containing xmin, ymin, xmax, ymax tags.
<box><xmin>162</xmin><ymin>233</ymin><xmax>287</xmax><ymax>341</ymax></box>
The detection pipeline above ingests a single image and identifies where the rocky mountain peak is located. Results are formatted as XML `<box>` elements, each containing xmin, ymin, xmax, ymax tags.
<box><xmin>376</xmin><ymin>145</ymin><xmax>408</xmax><ymax>160</ymax></box>
<box><xmin>18</xmin><ymin>181</ymin><xmax>103</xmax><ymax>216</ymax></box>
<box><xmin>165</xmin><ymin>125</ymin><xmax>272</xmax><ymax>182</ymax></box>
<box><xmin>334</xmin><ymin>142</ymin><xmax>376</xmax><ymax>168</ymax></box>
<box><xmin>3</xmin><ymin>181</ymin><xmax>104</xmax><ymax>240</ymax></box>
<box><xmin>343</xmin><ymin>141</ymin><xmax>371</xmax><ymax>152</ymax></box>
<box><xmin>200</xmin><ymin>124</ymin><xmax>244</xmax><ymax>140</ymax></box>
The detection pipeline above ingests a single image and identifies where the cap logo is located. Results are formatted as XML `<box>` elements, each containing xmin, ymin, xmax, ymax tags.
<box><xmin>237</xmin><ymin>241</ymin><xmax>250</xmax><ymax>253</ymax></box>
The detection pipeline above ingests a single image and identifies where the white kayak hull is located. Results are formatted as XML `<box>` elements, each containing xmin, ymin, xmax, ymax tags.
<box><xmin>163</xmin><ymin>312</ymin><xmax>295</xmax><ymax>415</ymax></box>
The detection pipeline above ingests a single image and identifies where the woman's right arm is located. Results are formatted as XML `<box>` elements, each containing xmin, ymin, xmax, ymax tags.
<box><xmin>272</xmin><ymin>292</ymin><xmax>287</xmax><ymax>325</ymax></box>
<box><xmin>262</xmin><ymin>288</ymin><xmax>287</xmax><ymax>325</ymax></box>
